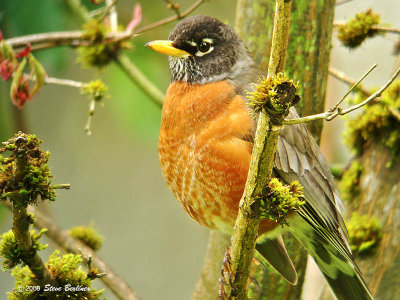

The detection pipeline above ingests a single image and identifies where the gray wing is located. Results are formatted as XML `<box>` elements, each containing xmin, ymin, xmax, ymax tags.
<box><xmin>273</xmin><ymin>109</ymin><xmax>373</xmax><ymax>299</ymax></box>
<box><xmin>275</xmin><ymin>107</ymin><xmax>348</xmax><ymax>242</ymax></box>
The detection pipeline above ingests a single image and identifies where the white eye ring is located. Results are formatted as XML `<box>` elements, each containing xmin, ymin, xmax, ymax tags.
<box><xmin>195</xmin><ymin>38</ymin><xmax>214</xmax><ymax>57</ymax></box>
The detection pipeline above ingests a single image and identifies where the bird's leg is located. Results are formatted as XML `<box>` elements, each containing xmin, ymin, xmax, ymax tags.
<box><xmin>247</xmin><ymin>257</ymin><xmax>266</xmax><ymax>298</ymax></box>
<box><xmin>219</xmin><ymin>247</ymin><xmax>234</xmax><ymax>299</ymax></box>
<box><xmin>252</xmin><ymin>256</ymin><xmax>267</xmax><ymax>279</ymax></box>
<box><xmin>249</xmin><ymin>276</ymin><xmax>260</xmax><ymax>295</ymax></box>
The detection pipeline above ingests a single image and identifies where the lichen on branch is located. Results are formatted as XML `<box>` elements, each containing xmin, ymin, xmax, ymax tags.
<box><xmin>339</xmin><ymin>160</ymin><xmax>363</xmax><ymax>206</ymax></box>
<box><xmin>0</xmin><ymin>228</ymin><xmax>47</xmax><ymax>270</ymax></box>
<box><xmin>248</xmin><ymin>72</ymin><xmax>300</xmax><ymax>118</ymax></box>
<box><xmin>77</xmin><ymin>19</ymin><xmax>131</xmax><ymax>68</ymax></box>
<box><xmin>256</xmin><ymin>178</ymin><xmax>304</xmax><ymax>225</ymax></box>
<box><xmin>69</xmin><ymin>226</ymin><xmax>104</xmax><ymax>251</ymax></box>
<box><xmin>0</xmin><ymin>133</ymin><xmax>56</xmax><ymax>204</ymax></box>
<box><xmin>337</xmin><ymin>9</ymin><xmax>381</xmax><ymax>48</ymax></box>
<box><xmin>9</xmin><ymin>250</ymin><xmax>104</xmax><ymax>299</ymax></box>
<box><xmin>347</xmin><ymin>212</ymin><xmax>382</xmax><ymax>257</ymax></box>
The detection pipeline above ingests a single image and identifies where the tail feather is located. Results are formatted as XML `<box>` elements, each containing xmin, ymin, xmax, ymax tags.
<box><xmin>288</xmin><ymin>213</ymin><xmax>374</xmax><ymax>300</ymax></box>
<box><xmin>255</xmin><ymin>235</ymin><xmax>298</xmax><ymax>284</ymax></box>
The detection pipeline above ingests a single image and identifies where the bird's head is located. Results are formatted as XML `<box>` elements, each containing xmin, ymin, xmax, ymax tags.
<box><xmin>146</xmin><ymin>15</ymin><xmax>256</xmax><ymax>85</ymax></box>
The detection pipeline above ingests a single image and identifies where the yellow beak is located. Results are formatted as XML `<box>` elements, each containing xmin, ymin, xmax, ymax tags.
<box><xmin>145</xmin><ymin>40</ymin><xmax>191</xmax><ymax>58</ymax></box>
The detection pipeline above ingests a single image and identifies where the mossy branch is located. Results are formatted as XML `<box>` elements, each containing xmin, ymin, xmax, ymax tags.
<box><xmin>221</xmin><ymin>1</ymin><xmax>294</xmax><ymax>299</ymax></box>
<box><xmin>0</xmin><ymin>133</ymin><xmax>60</xmax><ymax>286</ymax></box>
<box><xmin>2</xmin><ymin>201</ymin><xmax>141</xmax><ymax>300</ymax></box>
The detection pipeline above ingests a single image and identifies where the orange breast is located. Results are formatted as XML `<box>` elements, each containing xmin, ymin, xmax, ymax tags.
<box><xmin>159</xmin><ymin>81</ymin><xmax>264</xmax><ymax>234</ymax></box>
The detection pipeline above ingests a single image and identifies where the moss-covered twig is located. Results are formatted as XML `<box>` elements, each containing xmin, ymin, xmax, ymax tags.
<box><xmin>284</xmin><ymin>65</ymin><xmax>400</xmax><ymax>125</ymax></box>
<box><xmin>221</xmin><ymin>1</ymin><xmax>293</xmax><ymax>299</ymax></box>
<box><xmin>0</xmin><ymin>133</ymin><xmax>61</xmax><ymax>286</ymax></box>
<box><xmin>2</xmin><ymin>201</ymin><xmax>141</xmax><ymax>300</ymax></box>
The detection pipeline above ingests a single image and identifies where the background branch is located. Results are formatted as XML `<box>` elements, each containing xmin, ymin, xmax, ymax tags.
<box><xmin>329</xmin><ymin>67</ymin><xmax>371</xmax><ymax>97</ymax></box>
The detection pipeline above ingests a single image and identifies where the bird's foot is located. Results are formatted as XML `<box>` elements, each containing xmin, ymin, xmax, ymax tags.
<box><xmin>219</xmin><ymin>247</ymin><xmax>234</xmax><ymax>300</ymax></box>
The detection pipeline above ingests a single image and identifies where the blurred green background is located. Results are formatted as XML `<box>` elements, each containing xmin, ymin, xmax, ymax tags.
<box><xmin>0</xmin><ymin>0</ymin><xmax>399</xmax><ymax>299</ymax></box>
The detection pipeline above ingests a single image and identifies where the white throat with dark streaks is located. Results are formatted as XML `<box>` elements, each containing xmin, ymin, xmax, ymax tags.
<box><xmin>169</xmin><ymin>54</ymin><xmax>257</xmax><ymax>85</ymax></box>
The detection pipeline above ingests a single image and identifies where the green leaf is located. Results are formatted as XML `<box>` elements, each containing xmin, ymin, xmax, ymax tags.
<box><xmin>28</xmin><ymin>54</ymin><xmax>47</xmax><ymax>98</ymax></box>
<box><xmin>9</xmin><ymin>57</ymin><xmax>27</xmax><ymax>102</ymax></box>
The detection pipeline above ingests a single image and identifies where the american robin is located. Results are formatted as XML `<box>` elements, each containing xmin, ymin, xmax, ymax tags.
<box><xmin>147</xmin><ymin>15</ymin><xmax>373</xmax><ymax>300</ymax></box>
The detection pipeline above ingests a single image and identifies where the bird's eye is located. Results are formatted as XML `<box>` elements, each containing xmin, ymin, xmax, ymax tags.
<box><xmin>195</xmin><ymin>39</ymin><xmax>214</xmax><ymax>57</ymax></box>
<box><xmin>198</xmin><ymin>41</ymin><xmax>211</xmax><ymax>53</ymax></box>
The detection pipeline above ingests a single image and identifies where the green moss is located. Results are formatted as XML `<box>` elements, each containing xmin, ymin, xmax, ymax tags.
<box><xmin>9</xmin><ymin>250</ymin><xmax>103</xmax><ymax>299</ymax></box>
<box><xmin>344</xmin><ymin>80</ymin><xmax>400</xmax><ymax>161</ymax></box>
<box><xmin>0</xmin><ymin>229</ymin><xmax>47</xmax><ymax>270</ymax></box>
<box><xmin>0</xmin><ymin>133</ymin><xmax>56</xmax><ymax>204</ymax></box>
<box><xmin>337</xmin><ymin>9</ymin><xmax>381</xmax><ymax>48</ymax></box>
<box><xmin>247</xmin><ymin>73</ymin><xmax>300</xmax><ymax>120</ymax></box>
<box><xmin>69</xmin><ymin>226</ymin><xmax>103</xmax><ymax>251</ymax></box>
<box><xmin>81</xmin><ymin>79</ymin><xmax>109</xmax><ymax>102</ymax></box>
<box><xmin>77</xmin><ymin>19</ymin><xmax>130</xmax><ymax>68</ymax></box>
<box><xmin>257</xmin><ymin>178</ymin><xmax>305</xmax><ymax>225</ymax></box>
<box><xmin>248</xmin><ymin>73</ymin><xmax>300</xmax><ymax>114</ymax></box>
<box><xmin>339</xmin><ymin>161</ymin><xmax>363</xmax><ymax>206</ymax></box>
<box><xmin>347</xmin><ymin>212</ymin><xmax>382</xmax><ymax>256</ymax></box>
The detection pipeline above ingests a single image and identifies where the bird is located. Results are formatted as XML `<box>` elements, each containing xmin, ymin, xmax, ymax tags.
<box><xmin>146</xmin><ymin>15</ymin><xmax>374</xmax><ymax>300</ymax></box>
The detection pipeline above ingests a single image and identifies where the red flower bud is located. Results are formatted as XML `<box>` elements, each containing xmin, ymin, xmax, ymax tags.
<box><xmin>0</xmin><ymin>59</ymin><xmax>15</xmax><ymax>81</ymax></box>
<box><xmin>16</xmin><ymin>43</ymin><xmax>31</xmax><ymax>59</ymax></box>
<box><xmin>12</xmin><ymin>75</ymin><xmax>31</xmax><ymax>109</ymax></box>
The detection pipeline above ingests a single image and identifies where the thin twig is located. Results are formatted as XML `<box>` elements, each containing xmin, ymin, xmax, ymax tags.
<box><xmin>85</xmin><ymin>99</ymin><xmax>96</xmax><ymax>136</ymax></box>
<box><xmin>329</xmin><ymin>67</ymin><xmax>371</xmax><ymax>97</ymax></box>
<box><xmin>27</xmin><ymin>73</ymin><xmax>88</xmax><ymax>89</ymax></box>
<box><xmin>370</xmin><ymin>25</ymin><xmax>400</xmax><ymax>35</ymax></box>
<box><xmin>51</xmin><ymin>184</ymin><xmax>71</xmax><ymax>190</ymax></box>
<box><xmin>66</xmin><ymin>0</ymin><xmax>90</xmax><ymax>22</ymax></box>
<box><xmin>115</xmin><ymin>54</ymin><xmax>164</xmax><ymax>107</ymax></box>
<box><xmin>6</xmin><ymin>31</ymin><xmax>134</xmax><ymax>50</ymax></box>
<box><xmin>336</xmin><ymin>0</ymin><xmax>355</xmax><ymax>6</ymax></box>
<box><xmin>2</xmin><ymin>201</ymin><xmax>141</xmax><ymax>300</ymax></box>
<box><xmin>164</xmin><ymin>0</ymin><xmax>182</xmax><ymax>18</ymax></box>
<box><xmin>26</xmin><ymin>72</ymin><xmax>88</xmax><ymax>89</ymax></box>
<box><xmin>44</xmin><ymin>76</ymin><xmax>88</xmax><ymax>88</ymax></box>
<box><xmin>284</xmin><ymin>65</ymin><xmax>400</xmax><ymax>125</ymax></box>
<box><xmin>135</xmin><ymin>0</ymin><xmax>208</xmax><ymax>34</ymax></box>
<box><xmin>99</xmin><ymin>0</ymin><xmax>119</xmax><ymax>26</ymax></box>
<box><xmin>331</xmin><ymin>64</ymin><xmax>376</xmax><ymax>110</ymax></box>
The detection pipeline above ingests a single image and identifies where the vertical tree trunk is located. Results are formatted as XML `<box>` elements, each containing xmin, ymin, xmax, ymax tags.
<box><xmin>192</xmin><ymin>0</ymin><xmax>336</xmax><ymax>298</ymax></box>
<box><xmin>192</xmin><ymin>231</ymin><xmax>231</xmax><ymax>300</ymax></box>
<box><xmin>355</xmin><ymin>144</ymin><xmax>400</xmax><ymax>299</ymax></box>
<box><xmin>341</xmin><ymin>144</ymin><xmax>400</xmax><ymax>300</ymax></box>
<box><xmin>321</xmin><ymin>141</ymin><xmax>400</xmax><ymax>299</ymax></box>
